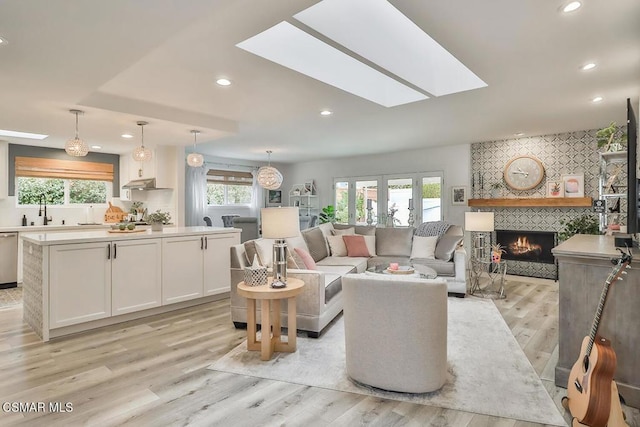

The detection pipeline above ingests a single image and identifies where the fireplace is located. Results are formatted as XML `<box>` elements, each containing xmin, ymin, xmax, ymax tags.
<box><xmin>495</xmin><ymin>230</ymin><xmax>556</xmax><ymax>264</ymax></box>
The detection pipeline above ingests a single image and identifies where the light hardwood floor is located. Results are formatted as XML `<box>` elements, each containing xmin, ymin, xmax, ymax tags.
<box><xmin>0</xmin><ymin>277</ymin><xmax>637</xmax><ymax>426</ymax></box>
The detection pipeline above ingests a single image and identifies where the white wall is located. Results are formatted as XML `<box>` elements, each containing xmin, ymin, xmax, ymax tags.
<box><xmin>281</xmin><ymin>143</ymin><xmax>471</xmax><ymax>226</ymax></box>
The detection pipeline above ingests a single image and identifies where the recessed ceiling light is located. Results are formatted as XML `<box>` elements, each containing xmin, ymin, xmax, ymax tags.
<box><xmin>0</xmin><ymin>37</ymin><xmax>6</xmax><ymax>45</ymax></box>
<box><xmin>237</xmin><ymin>22</ymin><xmax>427</xmax><ymax>107</ymax></box>
<box><xmin>592</xmin><ymin>96</ymin><xmax>603</xmax><ymax>103</ymax></box>
<box><xmin>216</xmin><ymin>78</ymin><xmax>231</xmax><ymax>86</ymax></box>
<box><xmin>320</xmin><ymin>110</ymin><xmax>332</xmax><ymax>116</ymax></box>
<box><xmin>91</xmin><ymin>145</ymin><xmax>102</xmax><ymax>150</ymax></box>
<box><xmin>515</xmin><ymin>132</ymin><xmax>525</xmax><ymax>137</ymax></box>
<box><xmin>121</xmin><ymin>133</ymin><xmax>133</xmax><ymax>139</ymax></box>
<box><xmin>581</xmin><ymin>63</ymin><xmax>596</xmax><ymax>71</ymax></box>
<box><xmin>562</xmin><ymin>1</ymin><xmax>581</xmax><ymax>13</ymax></box>
<box><xmin>0</xmin><ymin>129</ymin><xmax>48</xmax><ymax>140</ymax></box>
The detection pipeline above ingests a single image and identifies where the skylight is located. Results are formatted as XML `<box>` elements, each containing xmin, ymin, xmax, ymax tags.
<box><xmin>237</xmin><ymin>22</ymin><xmax>428</xmax><ymax>108</ymax></box>
<box><xmin>0</xmin><ymin>129</ymin><xmax>48</xmax><ymax>140</ymax></box>
<box><xmin>294</xmin><ymin>0</ymin><xmax>487</xmax><ymax>97</ymax></box>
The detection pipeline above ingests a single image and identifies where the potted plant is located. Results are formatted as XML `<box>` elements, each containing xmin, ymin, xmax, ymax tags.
<box><xmin>597</xmin><ymin>122</ymin><xmax>627</xmax><ymax>152</ymax></box>
<box><xmin>558</xmin><ymin>214</ymin><xmax>600</xmax><ymax>241</ymax></box>
<box><xmin>319</xmin><ymin>205</ymin><xmax>336</xmax><ymax>224</ymax></box>
<box><xmin>490</xmin><ymin>182</ymin><xmax>503</xmax><ymax>198</ymax></box>
<box><xmin>491</xmin><ymin>243</ymin><xmax>506</xmax><ymax>263</ymax></box>
<box><xmin>147</xmin><ymin>210</ymin><xmax>171</xmax><ymax>231</ymax></box>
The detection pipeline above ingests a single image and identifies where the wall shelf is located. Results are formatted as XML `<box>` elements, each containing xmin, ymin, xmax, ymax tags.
<box><xmin>468</xmin><ymin>197</ymin><xmax>593</xmax><ymax>208</ymax></box>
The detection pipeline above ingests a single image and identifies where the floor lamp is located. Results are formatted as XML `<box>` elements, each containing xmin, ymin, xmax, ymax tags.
<box><xmin>464</xmin><ymin>211</ymin><xmax>495</xmax><ymax>261</ymax></box>
<box><xmin>261</xmin><ymin>207</ymin><xmax>300</xmax><ymax>288</ymax></box>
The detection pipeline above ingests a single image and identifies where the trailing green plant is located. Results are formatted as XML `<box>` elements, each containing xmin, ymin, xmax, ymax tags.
<box><xmin>319</xmin><ymin>205</ymin><xmax>336</xmax><ymax>224</ymax></box>
<box><xmin>558</xmin><ymin>214</ymin><xmax>600</xmax><ymax>241</ymax></box>
<box><xmin>596</xmin><ymin>121</ymin><xmax>627</xmax><ymax>151</ymax></box>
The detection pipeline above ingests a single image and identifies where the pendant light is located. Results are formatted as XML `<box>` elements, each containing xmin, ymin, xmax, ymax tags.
<box><xmin>257</xmin><ymin>150</ymin><xmax>283</xmax><ymax>190</ymax></box>
<box><xmin>186</xmin><ymin>130</ymin><xmax>204</xmax><ymax>167</ymax></box>
<box><xmin>132</xmin><ymin>121</ymin><xmax>152</xmax><ymax>162</ymax></box>
<box><xmin>65</xmin><ymin>109</ymin><xmax>89</xmax><ymax>157</ymax></box>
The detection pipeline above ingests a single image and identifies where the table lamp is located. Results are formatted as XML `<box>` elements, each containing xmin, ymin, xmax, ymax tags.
<box><xmin>261</xmin><ymin>207</ymin><xmax>300</xmax><ymax>288</ymax></box>
<box><xmin>464</xmin><ymin>211</ymin><xmax>495</xmax><ymax>260</ymax></box>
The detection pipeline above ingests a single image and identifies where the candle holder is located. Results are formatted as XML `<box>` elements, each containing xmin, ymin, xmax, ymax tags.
<box><xmin>366</xmin><ymin>207</ymin><xmax>374</xmax><ymax>225</ymax></box>
<box><xmin>407</xmin><ymin>207</ymin><xmax>415</xmax><ymax>227</ymax></box>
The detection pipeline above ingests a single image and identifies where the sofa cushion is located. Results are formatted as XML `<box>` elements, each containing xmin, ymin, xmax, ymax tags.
<box><xmin>326</xmin><ymin>235</ymin><xmax>348</xmax><ymax>256</ymax></box>
<box><xmin>343</xmin><ymin>235</ymin><xmax>371</xmax><ymax>257</ymax></box>
<box><xmin>411</xmin><ymin>258</ymin><xmax>455</xmax><ymax>276</ymax></box>
<box><xmin>332</xmin><ymin>227</ymin><xmax>355</xmax><ymax>236</ymax></box>
<box><xmin>445</xmin><ymin>225</ymin><xmax>463</xmax><ymax>236</ymax></box>
<box><xmin>294</xmin><ymin>247</ymin><xmax>317</xmax><ymax>270</ymax></box>
<box><xmin>435</xmin><ymin>234</ymin><xmax>464</xmax><ymax>261</ymax></box>
<box><xmin>285</xmin><ymin>234</ymin><xmax>310</xmax><ymax>253</ymax></box>
<box><xmin>244</xmin><ymin>238</ymin><xmax>275</xmax><ymax>267</ymax></box>
<box><xmin>375</xmin><ymin>227</ymin><xmax>414</xmax><ymax>257</ymax></box>
<box><xmin>302</xmin><ymin>227</ymin><xmax>329</xmax><ymax>262</ymax></box>
<box><xmin>334</xmin><ymin>224</ymin><xmax>377</xmax><ymax>235</ymax></box>
<box><xmin>364</xmin><ymin>235</ymin><xmax>376</xmax><ymax>256</ymax></box>
<box><xmin>410</xmin><ymin>235</ymin><xmax>438</xmax><ymax>259</ymax></box>
<box><xmin>316</xmin><ymin>265</ymin><xmax>356</xmax><ymax>276</ymax></box>
<box><xmin>317</xmin><ymin>256</ymin><xmax>369</xmax><ymax>273</ymax></box>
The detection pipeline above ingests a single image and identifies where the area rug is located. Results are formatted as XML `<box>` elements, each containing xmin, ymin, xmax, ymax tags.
<box><xmin>209</xmin><ymin>297</ymin><xmax>566</xmax><ymax>426</ymax></box>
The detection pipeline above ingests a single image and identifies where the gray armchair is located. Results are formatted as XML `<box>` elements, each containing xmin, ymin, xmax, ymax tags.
<box><xmin>232</xmin><ymin>216</ymin><xmax>259</xmax><ymax>242</ymax></box>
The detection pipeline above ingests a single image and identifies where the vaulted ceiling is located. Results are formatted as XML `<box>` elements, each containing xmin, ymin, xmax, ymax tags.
<box><xmin>0</xmin><ymin>0</ymin><xmax>638</xmax><ymax>163</ymax></box>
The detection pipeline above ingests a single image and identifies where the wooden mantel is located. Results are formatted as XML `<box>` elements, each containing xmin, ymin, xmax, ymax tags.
<box><xmin>467</xmin><ymin>197</ymin><xmax>593</xmax><ymax>207</ymax></box>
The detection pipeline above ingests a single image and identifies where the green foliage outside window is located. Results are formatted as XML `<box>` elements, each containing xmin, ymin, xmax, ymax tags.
<box><xmin>422</xmin><ymin>183</ymin><xmax>441</xmax><ymax>198</ymax></box>
<box><xmin>207</xmin><ymin>183</ymin><xmax>252</xmax><ymax>205</ymax></box>
<box><xmin>207</xmin><ymin>183</ymin><xmax>224</xmax><ymax>205</ymax></box>
<box><xmin>17</xmin><ymin>178</ymin><xmax>64</xmax><ymax>205</ymax></box>
<box><xmin>69</xmin><ymin>180</ymin><xmax>107</xmax><ymax>204</ymax></box>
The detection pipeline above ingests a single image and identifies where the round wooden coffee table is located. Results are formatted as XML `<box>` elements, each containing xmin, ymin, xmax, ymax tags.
<box><xmin>237</xmin><ymin>277</ymin><xmax>304</xmax><ymax>361</ymax></box>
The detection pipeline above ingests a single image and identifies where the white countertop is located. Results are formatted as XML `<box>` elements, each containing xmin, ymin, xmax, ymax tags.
<box><xmin>21</xmin><ymin>226</ymin><xmax>240</xmax><ymax>245</ymax></box>
<box><xmin>0</xmin><ymin>224</ymin><xmax>110</xmax><ymax>233</ymax></box>
<box><xmin>552</xmin><ymin>234</ymin><xmax>621</xmax><ymax>260</ymax></box>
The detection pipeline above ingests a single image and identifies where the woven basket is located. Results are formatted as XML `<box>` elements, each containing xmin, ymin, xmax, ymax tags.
<box><xmin>243</xmin><ymin>265</ymin><xmax>268</xmax><ymax>287</ymax></box>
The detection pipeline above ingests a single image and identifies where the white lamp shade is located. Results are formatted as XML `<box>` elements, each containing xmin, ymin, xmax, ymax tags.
<box><xmin>464</xmin><ymin>212</ymin><xmax>495</xmax><ymax>232</ymax></box>
<box><xmin>261</xmin><ymin>207</ymin><xmax>300</xmax><ymax>238</ymax></box>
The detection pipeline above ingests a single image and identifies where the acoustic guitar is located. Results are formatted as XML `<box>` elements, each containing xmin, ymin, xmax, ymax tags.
<box><xmin>564</xmin><ymin>249</ymin><xmax>631</xmax><ymax>427</ymax></box>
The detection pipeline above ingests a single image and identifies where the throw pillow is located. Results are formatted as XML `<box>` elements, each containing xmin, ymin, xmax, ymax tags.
<box><xmin>343</xmin><ymin>235</ymin><xmax>371</xmax><ymax>257</ymax></box>
<box><xmin>410</xmin><ymin>235</ymin><xmax>438</xmax><ymax>259</ymax></box>
<box><xmin>435</xmin><ymin>234</ymin><xmax>464</xmax><ymax>261</ymax></box>
<box><xmin>332</xmin><ymin>227</ymin><xmax>355</xmax><ymax>236</ymax></box>
<box><xmin>326</xmin><ymin>235</ymin><xmax>348</xmax><ymax>256</ymax></box>
<box><xmin>289</xmin><ymin>249</ymin><xmax>306</xmax><ymax>269</ymax></box>
<box><xmin>363</xmin><ymin>235</ymin><xmax>376</xmax><ymax>256</ymax></box>
<box><xmin>302</xmin><ymin>228</ymin><xmax>329</xmax><ymax>262</ymax></box>
<box><xmin>294</xmin><ymin>247</ymin><xmax>317</xmax><ymax>270</ymax></box>
<box><xmin>244</xmin><ymin>239</ymin><xmax>275</xmax><ymax>267</ymax></box>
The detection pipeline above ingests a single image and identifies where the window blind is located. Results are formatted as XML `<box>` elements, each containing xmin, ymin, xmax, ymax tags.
<box><xmin>207</xmin><ymin>169</ymin><xmax>253</xmax><ymax>186</ymax></box>
<box><xmin>15</xmin><ymin>157</ymin><xmax>114</xmax><ymax>181</ymax></box>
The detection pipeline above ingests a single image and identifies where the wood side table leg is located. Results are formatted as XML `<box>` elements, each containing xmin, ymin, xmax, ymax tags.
<box><xmin>287</xmin><ymin>296</ymin><xmax>297</xmax><ymax>351</ymax></box>
<box><xmin>272</xmin><ymin>299</ymin><xmax>282</xmax><ymax>343</ymax></box>
<box><xmin>260</xmin><ymin>299</ymin><xmax>272</xmax><ymax>361</ymax></box>
<box><xmin>246</xmin><ymin>298</ymin><xmax>259</xmax><ymax>351</ymax></box>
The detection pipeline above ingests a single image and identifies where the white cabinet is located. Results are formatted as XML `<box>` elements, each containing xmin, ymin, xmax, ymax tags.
<box><xmin>50</xmin><ymin>242</ymin><xmax>112</xmax><ymax>328</ymax></box>
<box><xmin>0</xmin><ymin>141</ymin><xmax>7</xmax><ymax>199</ymax></box>
<box><xmin>49</xmin><ymin>238</ymin><xmax>162</xmax><ymax>328</ymax></box>
<box><xmin>162</xmin><ymin>232</ymin><xmax>240</xmax><ymax>303</ymax></box>
<box><xmin>119</xmin><ymin>146</ymin><xmax>177</xmax><ymax>200</ymax></box>
<box><xmin>162</xmin><ymin>235</ymin><xmax>204</xmax><ymax>304</ymax></box>
<box><xmin>111</xmin><ymin>239</ymin><xmax>162</xmax><ymax>315</ymax></box>
<box><xmin>289</xmin><ymin>183</ymin><xmax>319</xmax><ymax>217</ymax></box>
<box><xmin>203</xmin><ymin>233</ymin><xmax>237</xmax><ymax>296</ymax></box>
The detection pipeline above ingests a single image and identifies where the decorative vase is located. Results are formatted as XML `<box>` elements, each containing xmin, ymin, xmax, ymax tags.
<box><xmin>491</xmin><ymin>251</ymin><xmax>502</xmax><ymax>263</ymax></box>
<box><xmin>151</xmin><ymin>223</ymin><xmax>163</xmax><ymax>232</ymax></box>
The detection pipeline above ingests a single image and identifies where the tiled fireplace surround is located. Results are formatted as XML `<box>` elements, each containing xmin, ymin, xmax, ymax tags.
<box><xmin>471</xmin><ymin>127</ymin><xmax>625</xmax><ymax>279</ymax></box>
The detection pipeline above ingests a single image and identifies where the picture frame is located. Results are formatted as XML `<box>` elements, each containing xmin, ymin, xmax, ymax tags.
<box><xmin>267</xmin><ymin>189</ymin><xmax>282</xmax><ymax>206</ymax></box>
<box><xmin>561</xmin><ymin>173</ymin><xmax>584</xmax><ymax>198</ymax></box>
<box><xmin>451</xmin><ymin>186</ymin><xmax>467</xmax><ymax>205</ymax></box>
<box><xmin>303</xmin><ymin>181</ymin><xmax>314</xmax><ymax>195</ymax></box>
<box><xmin>546</xmin><ymin>180</ymin><xmax>564</xmax><ymax>198</ymax></box>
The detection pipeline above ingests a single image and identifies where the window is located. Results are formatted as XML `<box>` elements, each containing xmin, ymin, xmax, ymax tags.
<box><xmin>207</xmin><ymin>169</ymin><xmax>253</xmax><ymax>206</ymax></box>
<box><xmin>15</xmin><ymin>157</ymin><xmax>113</xmax><ymax>206</ymax></box>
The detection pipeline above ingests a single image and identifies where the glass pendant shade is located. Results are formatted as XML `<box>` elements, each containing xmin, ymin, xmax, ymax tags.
<box><xmin>187</xmin><ymin>130</ymin><xmax>204</xmax><ymax>168</ymax></box>
<box><xmin>257</xmin><ymin>150</ymin><xmax>283</xmax><ymax>189</ymax></box>
<box><xmin>65</xmin><ymin>110</ymin><xmax>89</xmax><ymax>157</ymax></box>
<box><xmin>133</xmin><ymin>121</ymin><xmax>152</xmax><ymax>162</ymax></box>
<box><xmin>187</xmin><ymin>152</ymin><xmax>204</xmax><ymax>167</ymax></box>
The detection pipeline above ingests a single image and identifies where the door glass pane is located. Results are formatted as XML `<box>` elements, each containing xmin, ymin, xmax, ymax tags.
<box><xmin>356</xmin><ymin>180</ymin><xmax>378</xmax><ymax>225</ymax></box>
<box><xmin>422</xmin><ymin>176</ymin><xmax>442</xmax><ymax>221</ymax></box>
<box><xmin>387</xmin><ymin>178</ymin><xmax>412</xmax><ymax>226</ymax></box>
<box><xmin>334</xmin><ymin>181</ymin><xmax>349</xmax><ymax>224</ymax></box>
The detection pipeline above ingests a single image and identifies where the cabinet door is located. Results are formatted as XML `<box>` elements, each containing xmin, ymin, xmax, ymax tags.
<box><xmin>162</xmin><ymin>235</ymin><xmax>204</xmax><ymax>304</ymax></box>
<box><xmin>111</xmin><ymin>238</ymin><xmax>162</xmax><ymax>315</ymax></box>
<box><xmin>203</xmin><ymin>233</ymin><xmax>240</xmax><ymax>296</ymax></box>
<box><xmin>50</xmin><ymin>242</ymin><xmax>111</xmax><ymax>328</ymax></box>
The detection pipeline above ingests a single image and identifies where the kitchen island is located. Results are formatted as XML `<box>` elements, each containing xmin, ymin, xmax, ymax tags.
<box><xmin>22</xmin><ymin>226</ymin><xmax>240</xmax><ymax>341</ymax></box>
<box><xmin>552</xmin><ymin>234</ymin><xmax>640</xmax><ymax>409</ymax></box>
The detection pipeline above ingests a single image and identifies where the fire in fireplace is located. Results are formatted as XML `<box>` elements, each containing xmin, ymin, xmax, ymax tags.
<box><xmin>495</xmin><ymin>230</ymin><xmax>556</xmax><ymax>264</ymax></box>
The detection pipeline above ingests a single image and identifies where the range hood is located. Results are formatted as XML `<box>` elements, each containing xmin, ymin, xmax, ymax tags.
<box><xmin>122</xmin><ymin>178</ymin><xmax>169</xmax><ymax>190</ymax></box>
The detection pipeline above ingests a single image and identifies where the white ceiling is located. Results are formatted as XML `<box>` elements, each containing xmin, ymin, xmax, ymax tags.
<box><xmin>0</xmin><ymin>0</ymin><xmax>638</xmax><ymax>163</ymax></box>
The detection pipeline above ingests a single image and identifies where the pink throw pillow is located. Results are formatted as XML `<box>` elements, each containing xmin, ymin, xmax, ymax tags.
<box><xmin>294</xmin><ymin>247</ymin><xmax>317</xmax><ymax>270</ymax></box>
<box><xmin>343</xmin><ymin>235</ymin><xmax>371</xmax><ymax>257</ymax></box>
